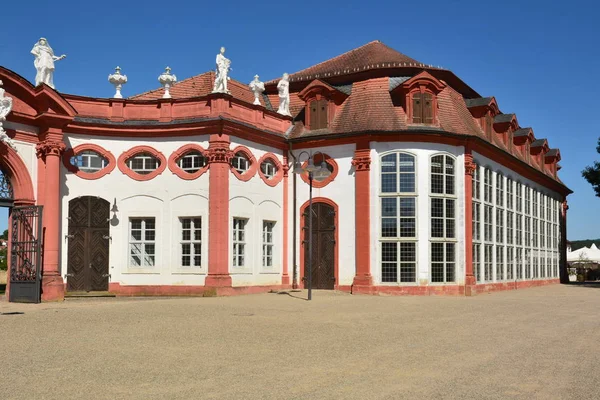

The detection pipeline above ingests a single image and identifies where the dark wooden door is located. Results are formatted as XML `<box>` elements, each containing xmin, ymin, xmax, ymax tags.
<box><xmin>304</xmin><ymin>202</ymin><xmax>336</xmax><ymax>289</ymax></box>
<box><xmin>67</xmin><ymin>197</ymin><xmax>110</xmax><ymax>292</ymax></box>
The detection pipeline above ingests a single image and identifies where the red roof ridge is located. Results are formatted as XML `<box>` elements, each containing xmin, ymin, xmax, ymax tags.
<box><xmin>129</xmin><ymin>71</ymin><xmax>213</xmax><ymax>100</ymax></box>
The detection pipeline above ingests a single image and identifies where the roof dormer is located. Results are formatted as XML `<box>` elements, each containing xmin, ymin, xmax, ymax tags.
<box><xmin>465</xmin><ymin>96</ymin><xmax>499</xmax><ymax>140</ymax></box>
<box><xmin>513</xmin><ymin>127</ymin><xmax>535</xmax><ymax>161</ymax></box>
<box><xmin>493</xmin><ymin>113</ymin><xmax>518</xmax><ymax>148</ymax></box>
<box><xmin>394</xmin><ymin>71</ymin><xmax>445</xmax><ymax>126</ymax></box>
<box><xmin>298</xmin><ymin>79</ymin><xmax>348</xmax><ymax>130</ymax></box>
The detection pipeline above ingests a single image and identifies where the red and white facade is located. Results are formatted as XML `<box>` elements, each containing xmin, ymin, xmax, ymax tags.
<box><xmin>0</xmin><ymin>41</ymin><xmax>571</xmax><ymax>301</ymax></box>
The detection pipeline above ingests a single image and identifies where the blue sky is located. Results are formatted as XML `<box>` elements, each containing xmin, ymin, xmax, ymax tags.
<box><xmin>0</xmin><ymin>0</ymin><xmax>598</xmax><ymax>239</ymax></box>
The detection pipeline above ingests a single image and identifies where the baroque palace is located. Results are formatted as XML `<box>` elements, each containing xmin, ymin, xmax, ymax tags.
<box><xmin>0</xmin><ymin>40</ymin><xmax>571</xmax><ymax>302</ymax></box>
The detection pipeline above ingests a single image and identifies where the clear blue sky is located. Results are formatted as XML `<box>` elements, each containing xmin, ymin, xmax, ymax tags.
<box><xmin>0</xmin><ymin>0</ymin><xmax>598</xmax><ymax>239</ymax></box>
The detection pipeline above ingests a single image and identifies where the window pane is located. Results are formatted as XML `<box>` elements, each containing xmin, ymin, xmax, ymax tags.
<box><xmin>399</xmin><ymin>174</ymin><xmax>415</xmax><ymax>193</ymax></box>
<box><xmin>381</xmin><ymin>198</ymin><xmax>397</xmax><ymax>217</ymax></box>
<box><xmin>399</xmin><ymin>198</ymin><xmax>415</xmax><ymax>217</ymax></box>
<box><xmin>381</xmin><ymin>174</ymin><xmax>397</xmax><ymax>193</ymax></box>
<box><xmin>381</xmin><ymin>154</ymin><xmax>397</xmax><ymax>173</ymax></box>
<box><xmin>381</xmin><ymin>218</ymin><xmax>397</xmax><ymax>238</ymax></box>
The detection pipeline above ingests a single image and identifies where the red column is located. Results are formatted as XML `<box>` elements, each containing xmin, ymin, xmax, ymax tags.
<box><xmin>351</xmin><ymin>143</ymin><xmax>373</xmax><ymax>292</ymax></box>
<box><xmin>464</xmin><ymin>150</ymin><xmax>476</xmax><ymax>296</ymax></box>
<box><xmin>205</xmin><ymin>134</ymin><xmax>233</xmax><ymax>288</ymax></box>
<box><xmin>281</xmin><ymin>151</ymin><xmax>290</xmax><ymax>286</ymax></box>
<box><xmin>36</xmin><ymin>134</ymin><xmax>66</xmax><ymax>301</ymax></box>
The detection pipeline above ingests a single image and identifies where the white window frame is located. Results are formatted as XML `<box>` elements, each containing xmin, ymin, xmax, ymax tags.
<box><xmin>260</xmin><ymin>160</ymin><xmax>278</xmax><ymax>179</ymax></box>
<box><xmin>379</xmin><ymin>151</ymin><xmax>418</xmax><ymax>285</ymax></box>
<box><xmin>128</xmin><ymin>217</ymin><xmax>156</xmax><ymax>269</ymax></box>
<box><xmin>429</xmin><ymin>153</ymin><xmax>456</xmax><ymax>284</ymax></box>
<box><xmin>179</xmin><ymin>217</ymin><xmax>202</xmax><ymax>269</ymax></box>
<box><xmin>231</xmin><ymin>152</ymin><xmax>250</xmax><ymax>174</ymax></box>
<box><xmin>70</xmin><ymin>150</ymin><xmax>108</xmax><ymax>173</ymax></box>
<box><xmin>177</xmin><ymin>151</ymin><xmax>206</xmax><ymax>173</ymax></box>
<box><xmin>127</xmin><ymin>153</ymin><xmax>160</xmax><ymax>175</ymax></box>
<box><xmin>262</xmin><ymin>220</ymin><xmax>276</xmax><ymax>270</ymax></box>
<box><xmin>232</xmin><ymin>217</ymin><xmax>248</xmax><ymax>270</ymax></box>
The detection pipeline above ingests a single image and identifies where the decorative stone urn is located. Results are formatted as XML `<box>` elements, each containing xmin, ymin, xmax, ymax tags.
<box><xmin>158</xmin><ymin>67</ymin><xmax>177</xmax><ymax>99</ymax></box>
<box><xmin>108</xmin><ymin>66</ymin><xmax>128</xmax><ymax>99</ymax></box>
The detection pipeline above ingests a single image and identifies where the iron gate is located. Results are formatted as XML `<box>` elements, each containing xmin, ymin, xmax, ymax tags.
<box><xmin>9</xmin><ymin>205</ymin><xmax>43</xmax><ymax>303</ymax></box>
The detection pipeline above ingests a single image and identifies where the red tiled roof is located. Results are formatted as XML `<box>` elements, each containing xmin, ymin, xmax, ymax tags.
<box><xmin>266</xmin><ymin>41</ymin><xmax>424</xmax><ymax>84</ymax></box>
<box><xmin>330</xmin><ymin>77</ymin><xmax>405</xmax><ymax>133</ymax></box>
<box><xmin>130</xmin><ymin>71</ymin><xmax>257</xmax><ymax>105</ymax></box>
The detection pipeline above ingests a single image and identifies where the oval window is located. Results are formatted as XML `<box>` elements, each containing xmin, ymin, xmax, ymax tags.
<box><xmin>260</xmin><ymin>159</ymin><xmax>278</xmax><ymax>179</ymax></box>
<box><xmin>177</xmin><ymin>151</ymin><xmax>207</xmax><ymax>173</ymax></box>
<box><xmin>231</xmin><ymin>152</ymin><xmax>250</xmax><ymax>174</ymax></box>
<box><xmin>127</xmin><ymin>153</ymin><xmax>160</xmax><ymax>175</ymax></box>
<box><xmin>70</xmin><ymin>150</ymin><xmax>109</xmax><ymax>173</ymax></box>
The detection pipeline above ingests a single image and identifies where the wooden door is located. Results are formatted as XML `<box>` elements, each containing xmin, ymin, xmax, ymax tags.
<box><xmin>304</xmin><ymin>202</ymin><xmax>336</xmax><ymax>289</ymax></box>
<box><xmin>67</xmin><ymin>197</ymin><xmax>110</xmax><ymax>292</ymax></box>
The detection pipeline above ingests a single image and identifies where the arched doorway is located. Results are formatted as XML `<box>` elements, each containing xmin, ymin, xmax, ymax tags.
<box><xmin>300</xmin><ymin>198</ymin><xmax>338</xmax><ymax>290</ymax></box>
<box><xmin>66</xmin><ymin>196</ymin><xmax>110</xmax><ymax>292</ymax></box>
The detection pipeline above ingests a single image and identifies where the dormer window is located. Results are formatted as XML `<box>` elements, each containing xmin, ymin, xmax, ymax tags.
<box><xmin>411</xmin><ymin>92</ymin><xmax>434</xmax><ymax>124</ymax></box>
<box><xmin>309</xmin><ymin>99</ymin><xmax>328</xmax><ymax>130</ymax></box>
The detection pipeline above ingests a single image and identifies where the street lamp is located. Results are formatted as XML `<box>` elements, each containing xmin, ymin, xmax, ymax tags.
<box><xmin>292</xmin><ymin>150</ymin><xmax>332</xmax><ymax>300</ymax></box>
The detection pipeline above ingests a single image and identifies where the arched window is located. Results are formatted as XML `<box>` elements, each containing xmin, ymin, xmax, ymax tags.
<box><xmin>482</xmin><ymin>167</ymin><xmax>493</xmax><ymax>282</ymax></box>
<box><xmin>472</xmin><ymin>164</ymin><xmax>481</xmax><ymax>282</ymax></box>
<box><xmin>260</xmin><ymin>159</ymin><xmax>277</xmax><ymax>179</ymax></box>
<box><xmin>0</xmin><ymin>169</ymin><xmax>13</xmax><ymax>203</ymax></box>
<box><xmin>430</xmin><ymin>154</ymin><xmax>456</xmax><ymax>283</ymax></box>
<box><xmin>506</xmin><ymin>178</ymin><xmax>515</xmax><ymax>280</ymax></box>
<box><xmin>380</xmin><ymin>152</ymin><xmax>417</xmax><ymax>284</ymax></box>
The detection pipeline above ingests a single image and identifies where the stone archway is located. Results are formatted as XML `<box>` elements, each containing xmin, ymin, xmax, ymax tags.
<box><xmin>1</xmin><ymin>144</ymin><xmax>38</xmax><ymax>302</ymax></box>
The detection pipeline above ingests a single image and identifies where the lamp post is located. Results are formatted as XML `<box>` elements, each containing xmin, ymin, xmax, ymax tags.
<box><xmin>292</xmin><ymin>151</ymin><xmax>332</xmax><ymax>300</ymax></box>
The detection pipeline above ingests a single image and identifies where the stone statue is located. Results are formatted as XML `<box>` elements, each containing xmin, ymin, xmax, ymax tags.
<box><xmin>249</xmin><ymin>75</ymin><xmax>265</xmax><ymax>105</ymax></box>
<box><xmin>212</xmin><ymin>47</ymin><xmax>231</xmax><ymax>94</ymax></box>
<box><xmin>0</xmin><ymin>80</ymin><xmax>17</xmax><ymax>151</ymax></box>
<box><xmin>31</xmin><ymin>38</ymin><xmax>66</xmax><ymax>89</ymax></box>
<box><xmin>277</xmin><ymin>73</ymin><xmax>291</xmax><ymax>116</ymax></box>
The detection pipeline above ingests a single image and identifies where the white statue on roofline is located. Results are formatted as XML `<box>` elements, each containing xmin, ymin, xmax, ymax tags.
<box><xmin>31</xmin><ymin>37</ymin><xmax>66</xmax><ymax>89</ymax></box>
<box><xmin>212</xmin><ymin>46</ymin><xmax>231</xmax><ymax>94</ymax></box>
<box><xmin>277</xmin><ymin>73</ymin><xmax>291</xmax><ymax>116</ymax></box>
<box><xmin>0</xmin><ymin>80</ymin><xmax>17</xmax><ymax>151</ymax></box>
<box><xmin>249</xmin><ymin>75</ymin><xmax>264</xmax><ymax>105</ymax></box>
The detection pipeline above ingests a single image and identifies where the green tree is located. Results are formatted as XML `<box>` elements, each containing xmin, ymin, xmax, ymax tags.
<box><xmin>0</xmin><ymin>247</ymin><xmax>6</xmax><ymax>270</ymax></box>
<box><xmin>582</xmin><ymin>138</ymin><xmax>600</xmax><ymax>197</ymax></box>
<box><xmin>0</xmin><ymin>229</ymin><xmax>7</xmax><ymax>240</ymax></box>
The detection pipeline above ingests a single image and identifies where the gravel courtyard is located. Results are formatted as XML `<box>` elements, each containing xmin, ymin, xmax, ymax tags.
<box><xmin>0</xmin><ymin>284</ymin><xmax>598</xmax><ymax>400</ymax></box>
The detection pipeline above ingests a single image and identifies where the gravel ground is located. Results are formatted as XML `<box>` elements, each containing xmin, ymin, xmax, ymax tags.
<box><xmin>0</xmin><ymin>284</ymin><xmax>598</xmax><ymax>400</ymax></box>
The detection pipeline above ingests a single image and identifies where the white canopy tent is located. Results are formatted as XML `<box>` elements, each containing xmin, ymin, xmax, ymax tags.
<box><xmin>567</xmin><ymin>244</ymin><xmax>600</xmax><ymax>263</ymax></box>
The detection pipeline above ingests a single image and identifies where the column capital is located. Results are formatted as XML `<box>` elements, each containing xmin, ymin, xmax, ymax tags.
<box><xmin>36</xmin><ymin>140</ymin><xmax>66</xmax><ymax>159</ymax></box>
<box><xmin>352</xmin><ymin>150</ymin><xmax>371</xmax><ymax>171</ymax></box>
<box><xmin>207</xmin><ymin>141</ymin><xmax>234</xmax><ymax>164</ymax></box>
<box><xmin>562</xmin><ymin>200</ymin><xmax>569</xmax><ymax>213</ymax></box>
<box><xmin>464</xmin><ymin>153</ymin><xmax>476</xmax><ymax>176</ymax></box>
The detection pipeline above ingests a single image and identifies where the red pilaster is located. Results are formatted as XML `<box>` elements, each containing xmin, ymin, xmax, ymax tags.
<box><xmin>205</xmin><ymin>134</ymin><xmax>233</xmax><ymax>287</ymax></box>
<box><xmin>464</xmin><ymin>150</ymin><xmax>477</xmax><ymax>296</ymax></box>
<box><xmin>351</xmin><ymin>142</ymin><xmax>374</xmax><ymax>292</ymax></box>
<box><xmin>281</xmin><ymin>151</ymin><xmax>290</xmax><ymax>285</ymax></box>
<box><xmin>36</xmin><ymin>132</ymin><xmax>66</xmax><ymax>301</ymax></box>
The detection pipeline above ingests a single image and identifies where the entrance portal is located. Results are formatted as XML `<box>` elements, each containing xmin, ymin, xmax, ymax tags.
<box><xmin>303</xmin><ymin>202</ymin><xmax>336</xmax><ymax>290</ymax></box>
<box><xmin>67</xmin><ymin>196</ymin><xmax>110</xmax><ymax>292</ymax></box>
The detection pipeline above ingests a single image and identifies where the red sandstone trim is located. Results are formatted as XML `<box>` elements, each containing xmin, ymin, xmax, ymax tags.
<box><xmin>62</xmin><ymin>143</ymin><xmax>116</xmax><ymax>180</ymax></box>
<box><xmin>352</xmin><ymin>142</ymin><xmax>373</xmax><ymax>288</ymax></box>
<box><xmin>117</xmin><ymin>145</ymin><xmax>167</xmax><ymax>181</ymax></box>
<box><xmin>299</xmin><ymin>197</ymin><xmax>339</xmax><ymax>289</ymax></box>
<box><xmin>349</xmin><ymin>278</ymin><xmax>560</xmax><ymax>296</ymax></box>
<box><xmin>464</xmin><ymin>149</ymin><xmax>476</xmax><ymax>292</ymax></box>
<box><xmin>281</xmin><ymin>151</ymin><xmax>290</xmax><ymax>285</ymax></box>
<box><xmin>167</xmin><ymin>143</ymin><xmax>209</xmax><ymax>180</ymax></box>
<box><xmin>0</xmin><ymin>143</ymin><xmax>36</xmax><ymax>205</ymax></box>
<box><xmin>229</xmin><ymin>145</ymin><xmax>258</xmax><ymax>182</ymax></box>
<box><xmin>257</xmin><ymin>152</ymin><xmax>284</xmax><ymax>187</ymax></box>
<box><xmin>108</xmin><ymin>282</ymin><xmax>291</xmax><ymax>297</ymax></box>
<box><xmin>299</xmin><ymin>153</ymin><xmax>338</xmax><ymax>188</ymax></box>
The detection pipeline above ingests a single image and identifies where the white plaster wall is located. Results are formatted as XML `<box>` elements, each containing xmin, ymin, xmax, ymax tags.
<box><xmin>370</xmin><ymin>142</ymin><xmax>466</xmax><ymax>285</ymax></box>
<box><xmin>60</xmin><ymin>133</ymin><xmax>210</xmax><ymax>286</ymax></box>
<box><xmin>291</xmin><ymin>143</ymin><xmax>356</xmax><ymax>286</ymax></box>
<box><xmin>229</xmin><ymin>137</ymin><xmax>284</xmax><ymax>287</ymax></box>
<box><xmin>3</xmin><ymin>121</ymin><xmax>39</xmax><ymax>201</ymax></box>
